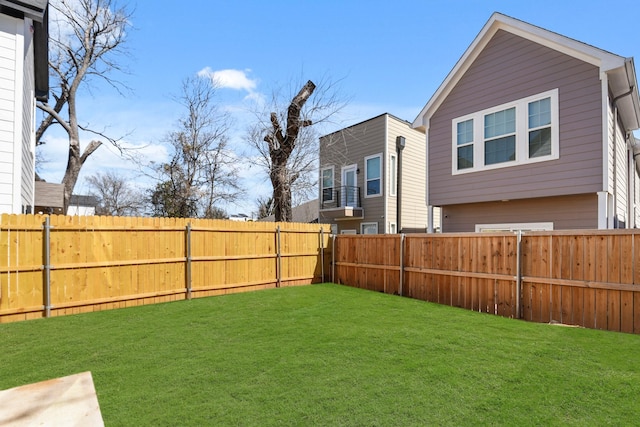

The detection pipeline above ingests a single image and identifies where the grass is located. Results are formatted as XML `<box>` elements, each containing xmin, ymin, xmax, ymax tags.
<box><xmin>1</xmin><ymin>283</ymin><xmax>639</xmax><ymax>426</ymax></box>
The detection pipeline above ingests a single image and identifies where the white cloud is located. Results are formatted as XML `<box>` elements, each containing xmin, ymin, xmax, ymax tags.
<box><xmin>197</xmin><ymin>68</ymin><xmax>258</xmax><ymax>92</ymax></box>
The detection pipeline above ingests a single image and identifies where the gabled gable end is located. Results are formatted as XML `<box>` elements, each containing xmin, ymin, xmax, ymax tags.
<box><xmin>413</xmin><ymin>12</ymin><xmax>639</xmax><ymax>132</ymax></box>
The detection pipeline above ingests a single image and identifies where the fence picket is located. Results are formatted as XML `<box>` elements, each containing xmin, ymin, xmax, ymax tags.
<box><xmin>0</xmin><ymin>215</ymin><xmax>329</xmax><ymax>323</ymax></box>
<box><xmin>333</xmin><ymin>230</ymin><xmax>640</xmax><ymax>335</ymax></box>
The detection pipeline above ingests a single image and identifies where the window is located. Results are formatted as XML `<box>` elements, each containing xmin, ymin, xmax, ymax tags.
<box><xmin>528</xmin><ymin>97</ymin><xmax>552</xmax><ymax>158</ymax></box>
<box><xmin>320</xmin><ymin>166</ymin><xmax>334</xmax><ymax>202</ymax></box>
<box><xmin>361</xmin><ymin>222</ymin><xmax>378</xmax><ymax>234</ymax></box>
<box><xmin>390</xmin><ymin>154</ymin><xmax>397</xmax><ymax>196</ymax></box>
<box><xmin>457</xmin><ymin>119</ymin><xmax>474</xmax><ymax>169</ymax></box>
<box><xmin>389</xmin><ymin>222</ymin><xmax>397</xmax><ymax>234</ymax></box>
<box><xmin>451</xmin><ymin>89</ymin><xmax>559</xmax><ymax>174</ymax></box>
<box><xmin>484</xmin><ymin>107</ymin><xmax>515</xmax><ymax>165</ymax></box>
<box><xmin>365</xmin><ymin>154</ymin><xmax>382</xmax><ymax>197</ymax></box>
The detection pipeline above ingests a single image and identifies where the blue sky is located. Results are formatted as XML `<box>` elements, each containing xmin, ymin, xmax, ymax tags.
<box><xmin>38</xmin><ymin>0</ymin><xmax>640</xmax><ymax>215</ymax></box>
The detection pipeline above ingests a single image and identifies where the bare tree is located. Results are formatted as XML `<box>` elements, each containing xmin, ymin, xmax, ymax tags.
<box><xmin>36</xmin><ymin>0</ymin><xmax>133</xmax><ymax>211</ymax></box>
<box><xmin>86</xmin><ymin>171</ymin><xmax>144</xmax><ymax>216</ymax></box>
<box><xmin>247</xmin><ymin>78</ymin><xmax>346</xmax><ymax>222</ymax></box>
<box><xmin>148</xmin><ymin>76</ymin><xmax>243</xmax><ymax>218</ymax></box>
<box><xmin>255</xmin><ymin>195</ymin><xmax>274</xmax><ymax>219</ymax></box>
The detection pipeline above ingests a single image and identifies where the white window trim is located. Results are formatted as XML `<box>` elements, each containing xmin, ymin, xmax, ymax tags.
<box><xmin>388</xmin><ymin>222</ymin><xmax>397</xmax><ymax>234</ymax></box>
<box><xmin>364</xmin><ymin>153</ymin><xmax>383</xmax><ymax>198</ymax></box>
<box><xmin>341</xmin><ymin>164</ymin><xmax>358</xmax><ymax>207</ymax></box>
<box><xmin>341</xmin><ymin>229</ymin><xmax>357</xmax><ymax>235</ymax></box>
<box><xmin>452</xmin><ymin>88</ymin><xmax>559</xmax><ymax>175</ymax></box>
<box><xmin>320</xmin><ymin>165</ymin><xmax>334</xmax><ymax>202</ymax></box>
<box><xmin>360</xmin><ymin>222</ymin><xmax>379</xmax><ymax>234</ymax></box>
<box><xmin>475</xmin><ymin>222</ymin><xmax>554</xmax><ymax>232</ymax></box>
<box><xmin>389</xmin><ymin>154</ymin><xmax>397</xmax><ymax>197</ymax></box>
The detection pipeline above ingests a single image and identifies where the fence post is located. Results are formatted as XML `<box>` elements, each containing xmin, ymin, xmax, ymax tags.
<box><xmin>399</xmin><ymin>233</ymin><xmax>405</xmax><ymax>296</ymax></box>
<box><xmin>320</xmin><ymin>227</ymin><xmax>325</xmax><ymax>283</ymax></box>
<box><xmin>43</xmin><ymin>216</ymin><xmax>51</xmax><ymax>318</ymax></box>
<box><xmin>516</xmin><ymin>230</ymin><xmax>522</xmax><ymax>319</ymax></box>
<box><xmin>332</xmin><ymin>234</ymin><xmax>336</xmax><ymax>284</ymax></box>
<box><xmin>185</xmin><ymin>223</ymin><xmax>192</xmax><ymax>300</ymax></box>
<box><xmin>276</xmin><ymin>225</ymin><xmax>281</xmax><ymax>288</ymax></box>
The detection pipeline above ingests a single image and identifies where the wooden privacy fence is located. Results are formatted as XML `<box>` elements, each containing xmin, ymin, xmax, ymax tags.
<box><xmin>333</xmin><ymin>230</ymin><xmax>640</xmax><ymax>334</ymax></box>
<box><xmin>0</xmin><ymin>214</ymin><xmax>331</xmax><ymax>323</ymax></box>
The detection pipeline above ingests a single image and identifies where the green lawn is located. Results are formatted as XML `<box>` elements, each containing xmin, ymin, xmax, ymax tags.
<box><xmin>1</xmin><ymin>283</ymin><xmax>639</xmax><ymax>426</ymax></box>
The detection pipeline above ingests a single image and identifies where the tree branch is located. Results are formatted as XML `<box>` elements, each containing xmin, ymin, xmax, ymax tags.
<box><xmin>285</xmin><ymin>80</ymin><xmax>316</xmax><ymax>140</ymax></box>
<box><xmin>36</xmin><ymin>102</ymin><xmax>72</xmax><ymax>134</ymax></box>
<box><xmin>80</xmin><ymin>140</ymin><xmax>102</xmax><ymax>164</ymax></box>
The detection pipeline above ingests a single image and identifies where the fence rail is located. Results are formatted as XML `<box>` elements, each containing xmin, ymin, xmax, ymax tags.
<box><xmin>0</xmin><ymin>214</ymin><xmax>331</xmax><ymax>323</ymax></box>
<box><xmin>333</xmin><ymin>230</ymin><xmax>640</xmax><ymax>334</ymax></box>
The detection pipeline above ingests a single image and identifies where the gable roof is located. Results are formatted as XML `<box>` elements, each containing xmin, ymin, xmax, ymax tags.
<box><xmin>412</xmin><ymin>12</ymin><xmax>640</xmax><ymax>132</ymax></box>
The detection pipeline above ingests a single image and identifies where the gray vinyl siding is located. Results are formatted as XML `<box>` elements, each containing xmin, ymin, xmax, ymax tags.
<box><xmin>319</xmin><ymin>114</ymin><xmax>387</xmax><ymax>228</ymax></box>
<box><xmin>20</xmin><ymin>18</ymin><xmax>34</xmax><ymax>211</ymax></box>
<box><xmin>429</xmin><ymin>29</ymin><xmax>603</xmax><ymax>207</ymax></box>
<box><xmin>442</xmin><ymin>194</ymin><xmax>598</xmax><ymax>232</ymax></box>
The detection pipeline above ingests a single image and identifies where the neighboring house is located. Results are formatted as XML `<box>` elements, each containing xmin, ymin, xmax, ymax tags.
<box><xmin>413</xmin><ymin>12</ymin><xmax>640</xmax><ymax>232</ymax></box>
<box><xmin>319</xmin><ymin>113</ymin><xmax>432</xmax><ymax>234</ymax></box>
<box><xmin>260</xmin><ymin>198</ymin><xmax>319</xmax><ymax>223</ymax></box>
<box><xmin>34</xmin><ymin>180</ymin><xmax>63</xmax><ymax>214</ymax></box>
<box><xmin>0</xmin><ymin>0</ymin><xmax>48</xmax><ymax>214</ymax></box>
<box><xmin>229</xmin><ymin>213</ymin><xmax>250</xmax><ymax>222</ymax></box>
<box><xmin>67</xmin><ymin>194</ymin><xmax>98</xmax><ymax>216</ymax></box>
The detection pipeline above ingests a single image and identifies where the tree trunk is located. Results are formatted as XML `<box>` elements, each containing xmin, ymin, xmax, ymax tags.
<box><xmin>271</xmin><ymin>165</ymin><xmax>291</xmax><ymax>222</ymax></box>
<box><xmin>61</xmin><ymin>138</ymin><xmax>101</xmax><ymax>212</ymax></box>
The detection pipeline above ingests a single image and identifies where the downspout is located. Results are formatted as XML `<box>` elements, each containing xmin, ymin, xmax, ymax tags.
<box><xmin>625</xmin><ymin>139</ymin><xmax>636</xmax><ymax>228</ymax></box>
<box><xmin>396</xmin><ymin>136</ymin><xmax>405</xmax><ymax>233</ymax></box>
<box><xmin>612</xmin><ymin>104</ymin><xmax>619</xmax><ymax>228</ymax></box>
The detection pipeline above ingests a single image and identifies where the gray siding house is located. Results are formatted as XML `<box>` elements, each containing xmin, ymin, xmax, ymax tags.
<box><xmin>413</xmin><ymin>13</ymin><xmax>640</xmax><ymax>232</ymax></box>
<box><xmin>319</xmin><ymin>113</ymin><xmax>430</xmax><ymax>234</ymax></box>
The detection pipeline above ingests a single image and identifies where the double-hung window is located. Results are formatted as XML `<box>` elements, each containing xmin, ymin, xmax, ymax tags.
<box><xmin>451</xmin><ymin>88</ymin><xmax>558</xmax><ymax>174</ymax></box>
<box><xmin>484</xmin><ymin>107</ymin><xmax>516</xmax><ymax>165</ymax></box>
<box><xmin>320</xmin><ymin>166</ymin><xmax>334</xmax><ymax>202</ymax></box>
<box><xmin>365</xmin><ymin>154</ymin><xmax>382</xmax><ymax>197</ymax></box>
<box><xmin>456</xmin><ymin>119</ymin><xmax>474</xmax><ymax>169</ymax></box>
<box><xmin>528</xmin><ymin>97</ymin><xmax>552</xmax><ymax>158</ymax></box>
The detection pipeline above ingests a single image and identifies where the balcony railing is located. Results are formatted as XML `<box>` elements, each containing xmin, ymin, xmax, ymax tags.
<box><xmin>320</xmin><ymin>186</ymin><xmax>361</xmax><ymax>210</ymax></box>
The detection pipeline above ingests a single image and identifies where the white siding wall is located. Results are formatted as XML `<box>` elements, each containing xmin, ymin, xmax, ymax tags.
<box><xmin>386</xmin><ymin>116</ymin><xmax>427</xmax><ymax>232</ymax></box>
<box><xmin>632</xmin><ymin>163</ymin><xmax>640</xmax><ymax>228</ymax></box>
<box><xmin>607</xmin><ymin>100</ymin><xmax>631</xmax><ymax>227</ymax></box>
<box><xmin>0</xmin><ymin>15</ymin><xmax>17</xmax><ymax>212</ymax></box>
<box><xmin>0</xmin><ymin>14</ymin><xmax>28</xmax><ymax>214</ymax></box>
